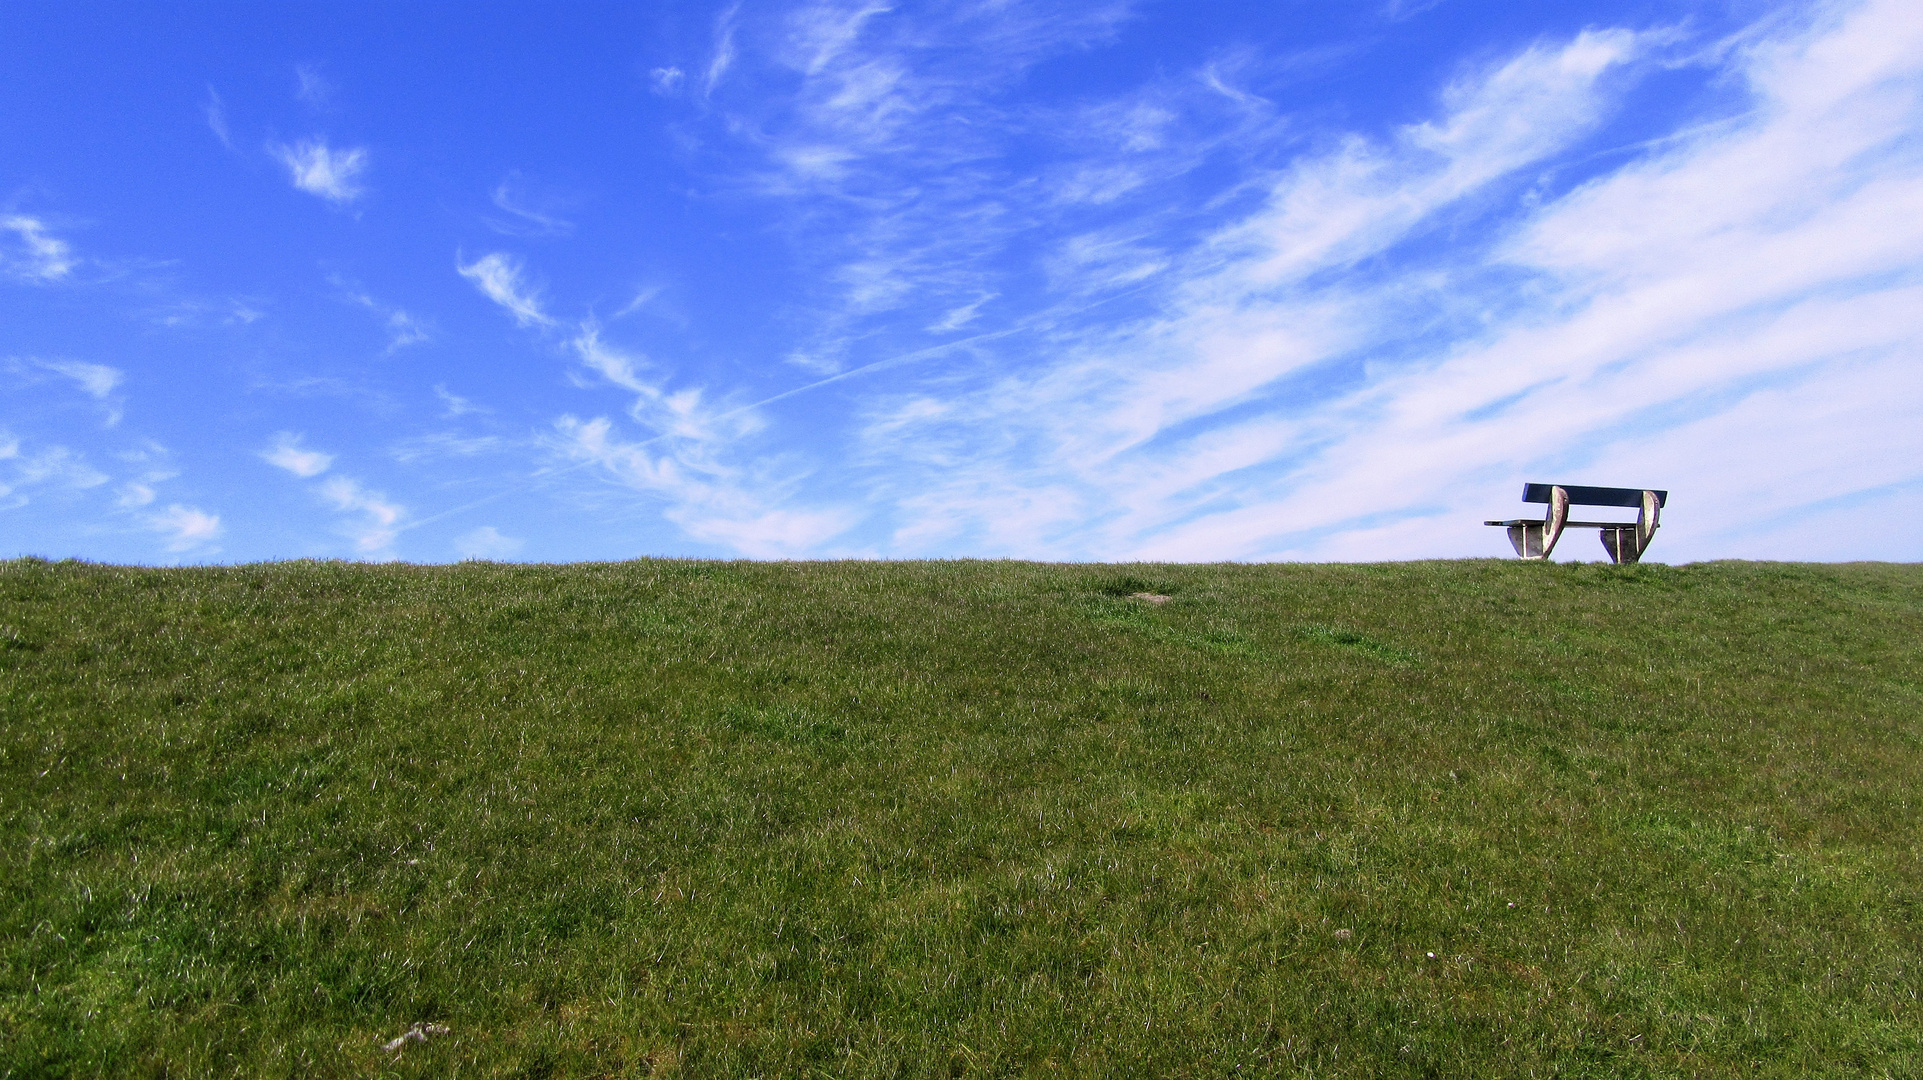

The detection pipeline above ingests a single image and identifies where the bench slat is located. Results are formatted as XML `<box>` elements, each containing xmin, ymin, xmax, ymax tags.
<box><xmin>1521</xmin><ymin>483</ymin><xmax>1666</xmax><ymax>508</ymax></box>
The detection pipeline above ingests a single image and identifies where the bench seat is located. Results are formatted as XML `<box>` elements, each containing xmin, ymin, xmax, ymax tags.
<box><xmin>1483</xmin><ymin>519</ymin><xmax>1642</xmax><ymax>528</ymax></box>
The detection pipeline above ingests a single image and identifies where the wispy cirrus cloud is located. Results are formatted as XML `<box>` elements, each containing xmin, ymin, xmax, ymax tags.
<box><xmin>454</xmin><ymin>524</ymin><xmax>523</xmax><ymax>559</ymax></box>
<box><xmin>390</xmin><ymin>431</ymin><xmax>505</xmax><ymax>464</ymax></box>
<box><xmin>261</xmin><ymin>432</ymin><xmax>333</xmax><ymax>477</ymax></box>
<box><xmin>649</xmin><ymin>66</ymin><xmax>686</xmax><ymax>95</ymax></box>
<box><xmin>143</xmin><ymin>503</ymin><xmax>222</xmax><ymax>552</ymax></box>
<box><xmin>705</xmin><ymin>3</ymin><xmax>743</xmax><ymax>95</ymax></box>
<box><xmin>37</xmin><ymin>358</ymin><xmax>125</xmax><ymax>425</ymax></box>
<box><xmin>259</xmin><ymin>433</ymin><xmax>403</xmax><ymax>556</ymax></box>
<box><xmin>203</xmin><ymin>86</ymin><xmax>234</xmax><ymax>148</ymax></box>
<box><xmin>551</xmin><ymin>413</ymin><xmax>856</xmax><ymax>557</ymax></box>
<box><xmin>116</xmin><ymin>479</ymin><xmax>158</xmax><ymax>509</ymax></box>
<box><xmin>318</xmin><ymin>474</ymin><xmax>404</xmax><ymax>555</ymax></box>
<box><xmin>330</xmin><ymin>276</ymin><xmax>430</xmax><ymax>352</ymax></box>
<box><xmin>434</xmin><ymin>384</ymin><xmax>489</xmax><ymax>418</ymax></box>
<box><xmin>0</xmin><ymin>432</ymin><xmax>109</xmax><ymax>509</ymax></box>
<box><xmin>452</xmin><ymin>239</ymin><xmax>845</xmax><ymax>554</ymax></box>
<box><xmin>0</xmin><ymin>428</ymin><xmax>219</xmax><ymax>555</ymax></box>
<box><xmin>457</xmin><ymin>252</ymin><xmax>553</xmax><ymax>327</ymax></box>
<box><xmin>5</xmin><ymin>357</ymin><xmax>125</xmax><ymax>425</ymax></box>
<box><xmin>34</xmin><ymin>358</ymin><xmax>122</xmax><ymax>399</ymax></box>
<box><xmin>145</xmin><ymin>296</ymin><xmax>266</xmax><ymax>330</ymax></box>
<box><xmin>484</xmin><ymin>174</ymin><xmax>575</xmax><ymax>238</ymax></box>
<box><xmin>1</xmin><ymin>215</ymin><xmax>78</xmax><ymax>282</ymax></box>
<box><xmin>690</xmin><ymin>0</ymin><xmax>1242</xmax><ymax>374</ymax></box>
<box><xmin>113</xmin><ymin>441</ymin><xmax>178</xmax><ymax>511</ymax></box>
<box><xmin>381</xmin><ymin>310</ymin><xmax>429</xmax><ymax>351</ymax></box>
<box><xmin>295</xmin><ymin>64</ymin><xmax>335</xmax><ymax>110</ymax></box>
<box><xmin>1382</xmin><ymin>0</ymin><xmax>1449</xmax><ymax>23</ymax></box>
<box><xmin>269</xmin><ymin>138</ymin><xmax>368</xmax><ymax>204</ymax></box>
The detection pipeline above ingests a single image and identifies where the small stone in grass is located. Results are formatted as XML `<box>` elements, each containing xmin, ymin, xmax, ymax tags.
<box><xmin>382</xmin><ymin>1023</ymin><xmax>450</xmax><ymax>1052</ymax></box>
<box><xmin>1334</xmin><ymin>928</ymin><xmax>1352</xmax><ymax>940</ymax></box>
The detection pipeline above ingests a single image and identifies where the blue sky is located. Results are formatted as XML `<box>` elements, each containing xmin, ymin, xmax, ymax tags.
<box><xmin>3</xmin><ymin>0</ymin><xmax>1919</xmax><ymax>564</ymax></box>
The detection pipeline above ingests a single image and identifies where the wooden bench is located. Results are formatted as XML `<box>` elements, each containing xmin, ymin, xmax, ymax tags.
<box><xmin>1486</xmin><ymin>483</ymin><xmax>1666</xmax><ymax>563</ymax></box>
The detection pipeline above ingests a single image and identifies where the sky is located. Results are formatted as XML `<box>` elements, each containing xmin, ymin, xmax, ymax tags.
<box><xmin>2</xmin><ymin>0</ymin><xmax>1919</xmax><ymax>564</ymax></box>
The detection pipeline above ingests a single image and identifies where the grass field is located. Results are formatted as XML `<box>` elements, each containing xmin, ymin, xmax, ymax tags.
<box><xmin>3</xmin><ymin>557</ymin><xmax>1920</xmax><ymax>1077</ymax></box>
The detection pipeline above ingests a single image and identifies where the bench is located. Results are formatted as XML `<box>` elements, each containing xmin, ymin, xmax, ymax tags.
<box><xmin>1486</xmin><ymin>483</ymin><xmax>1666</xmax><ymax>563</ymax></box>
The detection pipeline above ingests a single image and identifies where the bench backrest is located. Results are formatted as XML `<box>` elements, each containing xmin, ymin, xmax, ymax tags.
<box><xmin>1522</xmin><ymin>483</ymin><xmax>1667</xmax><ymax>508</ymax></box>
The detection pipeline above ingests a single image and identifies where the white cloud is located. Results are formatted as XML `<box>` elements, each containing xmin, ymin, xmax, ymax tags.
<box><xmin>331</xmin><ymin>276</ymin><xmax>430</xmax><ymax>352</ymax></box>
<box><xmin>5</xmin><ymin>357</ymin><xmax>125</xmax><ymax>425</ymax></box>
<box><xmin>611</xmin><ymin>285</ymin><xmax>661</xmax><ymax>320</ymax></box>
<box><xmin>295</xmin><ymin>64</ymin><xmax>334</xmax><ymax>109</ymax></box>
<box><xmin>650</xmin><ymin>66</ymin><xmax>686</xmax><ymax>95</ymax></box>
<box><xmin>382</xmin><ymin>309</ymin><xmax>430</xmax><ymax>351</ymax></box>
<box><xmin>553</xmin><ymin>413</ymin><xmax>856</xmax><ymax>557</ymax></box>
<box><xmin>269</xmin><ymin>138</ymin><xmax>368</xmax><ymax>203</ymax></box>
<box><xmin>1199</xmin><ymin>28</ymin><xmax>1644</xmax><ymax>292</ymax></box>
<box><xmin>706</xmin><ymin>3</ymin><xmax>742</xmax><ymax>95</ymax></box>
<box><xmin>461</xmin><ymin>254</ymin><xmax>846</xmax><ymax>554</ymax></box>
<box><xmin>145</xmin><ymin>296</ymin><xmax>266</xmax><ymax>329</ymax></box>
<box><xmin>566</xmin><ymin>321</ymin><xmax>768</xmax><ymax>449</ymax></box>
<box><xmin>485</xmin><ymin>175</ymin><xmax>575</xmax><ymax>238</ymax></box>
<box><xmin>690</xmin><ymin>1</ymin><xmax>1197</xmax><ymax>381</ymax></box>
<box><xmin>0</xmin><ymin>434</ymin><xmax>108</xmax><ymax>506</ymax></box>
<box><xmin>35</xmin><ymin>359</ymin><xmax>122</xmax><ymax>398</ymax></box>
<box><xmin>0</xmin><ymin>433</ymin><xmax>196</xmax><ymax>538</ymax></box>
<box><xmin>446</xmin><ymin>217</ymin><xmax>834</xmax><ymax>554</ymax></box>
<box><xmin>390</xmin><ymin>432</ymin><xmax>505</xmax><ymax>463</ymax></box>
<box><xmin>109</xmin><ymin>442</ymin><xmax>178</xmax><ymax>511</ymax></box>
<box><xmin>145</xmin><ymin>504</ymin><xmax>222</xmax><ymax>552</ymax></box>
<box><xmin>570</xmin><ymin>323</ymin><xmax>652</xmax><ymax>394</ymax></box>
<box><xmin>457</xmin><ymin>252</ymin><xmax>553</xmax><ymax>327</ymax></box>
<box><xmin>1382</xmin><ymin>0</ymin><xmax>1448</xmax><ymax>20</ymax></box>
<box><xmin>1</xmin><ymin>216</ymin><xmax>77</xmax><ymax>282</ymax></box>
<box><xmin>454</xmin><ymin>525</ymin><xmax>524</xmax><ymax>559</ymax></box>
<box><xmin>927</xmin><ymin>292</ymin><xmax>997</xmax><ymax>332</ymax></box>
<box><xmin>258</xmin><ymin>434</ymin><xmax>404</xmax><ymax>557</ymax></box>
<box><xmin>434</xmin><ymin>384</ymin><xmax>488</xmax><ymax>417</ymax></box>
<box><xmin>318</xmin><ymin>475</ymin><xmax>404</xmax><ymax>555</ymax></box>
<box><xmin>15</xmin><ymin>445</ymin><xmax>107</xmax><ymax>489</ymax></box>
<box><xmin>261</xmin><ymin>433</ymin><xmax>333</xmax><ymax>478</ymax></box>
<box><xmin>204</xmin><ymin>86</ymin><xmax>233</xmax><ymax>148</ymax></box>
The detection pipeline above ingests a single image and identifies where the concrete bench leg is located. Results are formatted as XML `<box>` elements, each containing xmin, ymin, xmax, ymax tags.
<box><xmin>1598</xmin><ymin>490</ymin><xmax>1662</xmax><ymax>563</ymax></box>
<box><xmin>1507</xmin><ymin>485</ymin><xmax>1569</xmax><ymax>559</ymax></box>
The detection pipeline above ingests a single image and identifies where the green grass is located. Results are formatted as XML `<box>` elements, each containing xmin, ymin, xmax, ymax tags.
<box><xmin>2</xmin><ymin>557</ymin><xmax>1920</xmax><ymax>1078</ymax></box>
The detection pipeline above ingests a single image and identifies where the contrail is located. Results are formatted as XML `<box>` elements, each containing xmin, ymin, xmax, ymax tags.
<box><xmin>606</xmin><ymin>279</ymin><xmax>1162</xmax><ymax>454</ymax></box>
<box><xmin>397</xmin><ymin>458</ymin><xmax>596</xmax><ymax>533</ymax></box>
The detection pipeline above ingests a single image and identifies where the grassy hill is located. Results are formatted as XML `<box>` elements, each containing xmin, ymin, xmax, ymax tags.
<box><xmin>3</xmin><ymin>557</ymin><xmax>1920</xmax><ymax>1077</ymax></box>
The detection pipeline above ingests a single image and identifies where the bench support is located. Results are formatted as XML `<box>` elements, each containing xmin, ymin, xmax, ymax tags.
<box><xmin>1506</xmin><ymin>485</ymin><xmax>1569</xmax><ymax>559</ymax></box>
<box><xmin>1597</xmin><ymin>490</ymin><xmax>1661</xmax><ymax>564</ymax></box>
